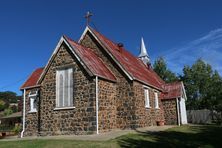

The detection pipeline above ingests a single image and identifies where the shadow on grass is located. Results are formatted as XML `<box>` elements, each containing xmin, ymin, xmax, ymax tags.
<box><xmin>116</xmin><ymin>125</ymin><xmax>222</xmax><ymax>148</ymax></box>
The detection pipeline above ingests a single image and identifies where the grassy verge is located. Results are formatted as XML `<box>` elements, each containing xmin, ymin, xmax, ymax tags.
<box><xmin>0</xmin><ymin>125</ymin><xmax>221</xmax><ymax>148</ymax></box>
<box><xmin>117</xmin><ymin>125</ymin><xmax>222</xmax><ymax>148</ymax></box>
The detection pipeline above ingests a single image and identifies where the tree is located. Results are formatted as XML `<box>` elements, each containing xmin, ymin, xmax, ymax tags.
<box><xmin>10</xmin><ymin>105</ymin><xmax>18</xmax><ymax>113</ymax></box>
<box><xmin>181</xmin><ymin>58</ymin><xmax>222</xmax><ymax>110</ymax></box>
<box><xmin>0</xmin><ymin>100</ymin><xmax>7</xmax><ymax>111</ymax></box>
<box><xmin>3</xmin><ymin>108</ymin><xmax>13</xmax><ymax>116</ymax></box>
<box><xmin>0</xmin><ymin>91</ymin><xmax>18</xmax><ymax>103</ymax></box>
<box><xmin>0</xmin><ymin>91</ymin><xmax>22</xmax><ymax>112</ymax></box>
<box><xmin>206</xmin><ymin>71</ymin><xmax>222</xmax><ymax>110</ymax></box>
<box><xmin>17</xmin><ymin>98</ymin><xmax>23</xmax><ymax>112</ymax></box>
<box><xmin>153</xmin><ymin>57</ymin><xmax>178</xmax><ymax>82</ymax></box>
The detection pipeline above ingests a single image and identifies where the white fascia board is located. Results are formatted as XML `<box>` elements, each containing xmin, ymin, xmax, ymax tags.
<box><xmin>143</xmin><ymin>85</ymin><xmax>150</xmax><ymax>89</ymax></box>
<box><xmin>78</xmin><ymin>26</ymin><xmax>133</xmax><ymax>81</ymax></box>
<box><xmin>181</xmin><ymin>81</ymin><xmax>187</xmax><ymax>100</ymax></box>
<box><xmin>78</xmin><ymin>26</ymin><xmax>90</xmax><ymax>43</ymax></box>
<box><xmin>20</xmin><ymin>85</ymin><xmax>41</xmax><ymax>90</ymax></box>
<box><xmin>37</xmin><ymin>36</ymin><xmax>95</xmax><ymax>85</ymax></box>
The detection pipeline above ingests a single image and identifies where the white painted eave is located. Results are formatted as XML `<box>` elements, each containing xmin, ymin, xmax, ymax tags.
<box><xmin>37</xmin><ymin>36</ymin><xmax>65</xmax><ymax>84</ymax></box>
<box><xmin>20</xmin><ymin>85</ymin><xmax>41</xmax><ymax>91</ymax></box>
<box><xmin>78</xmin><ymin>26</ymin><xmax>90</xmax><ymax>43</ymax></box>
<box><xmin>181</xmin><ymin>81</ymin><xmax>187</xmax><ymax>100</ymax></box>
<box><xmin>37</xmin><ymin>36</ymin><xmax>96</xmax><ymax>85</ymax></box>
<box><xmin>37</xmin><ymin>34</ymin><xmax>117</xmax><ymax>85</ymax></box>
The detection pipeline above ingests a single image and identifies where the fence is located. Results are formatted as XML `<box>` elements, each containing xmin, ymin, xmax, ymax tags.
<box><xmin>187</xmin><ymin>109</ymin><xmax>222</xmax><ymax>124</ymax></box>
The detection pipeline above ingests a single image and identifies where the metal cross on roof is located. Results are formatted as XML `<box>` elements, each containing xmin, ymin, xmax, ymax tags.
<box><xmin>84</xmin><ymin>11</ymin><xmax>93</xmax><ymax>26</ymax></box>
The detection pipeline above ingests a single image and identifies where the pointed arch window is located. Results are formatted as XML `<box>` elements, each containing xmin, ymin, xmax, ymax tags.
<box><xmin>56</xmin><ymin>68</ymin><xmax>74</xmax><ymax>108</ymax></box>
<box><xmin>28</xmin><ymin>91</ymin><xmax>38</xmax><ymax>113</ymax></box>
<box><xmin>154</xmin><ymin>92</ymin><xmax>159</xmax><ymax>109</ymax></box>
<box><xmin>144</xmin><ymin>88</ymin><xmax>150</xmax><ymax>108</ymax></box>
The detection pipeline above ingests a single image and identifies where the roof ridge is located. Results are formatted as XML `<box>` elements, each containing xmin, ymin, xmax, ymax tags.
<box><xmin>87</xmin><ymin>27</ymin><xmax>165</xmax><ymax>90</ymax></box>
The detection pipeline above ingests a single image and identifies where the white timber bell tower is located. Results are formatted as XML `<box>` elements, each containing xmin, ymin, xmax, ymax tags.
<box><xmin>138</xmin><ymin>37</ymin><xmax>151</xmax><ymax>65</ymax></box>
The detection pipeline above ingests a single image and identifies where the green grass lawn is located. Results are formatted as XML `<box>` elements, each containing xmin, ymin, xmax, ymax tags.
<box><xmin>0</xmin><ymin>125</ymin><xmax>221</xmax><ymax>148</ymax></box>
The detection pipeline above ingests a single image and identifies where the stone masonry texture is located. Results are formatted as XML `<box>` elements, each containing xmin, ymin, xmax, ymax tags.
<box><xmin>25</xmin><ymin>43</ymin><xmax>97</xmax><ymax>136</ymax></box>
<box><xmin>80</xmin><ymin>32</ymin><xmax>137</xmax><ymax>130</ymax></box>
<box><xmin>161</xmin><ymin>99</ymin><xmax>178</xmax><ymax>125</ymax></box>
<box><xmin>98</xmin><ymin>79</ymin><xmax>116</xmax><ymax>132</ymax></box>
<box><xmin>133</xmin><ymin>81</ymin><xmax>165</xmax><ymax>127</ymax></box>
<box><xmin>80</xmin><ymin>32</ymin><xmax>165</xmax><ymax>130</ymax></box>
<box><xmin>23</xmin><ymin>88</ymin><xmax>39</xmax><ymax>136</ymax></box>
<box><xmin>23</xmin><ymin>31</ymin><xmax>175</xmax><ymax>136</ymax></box>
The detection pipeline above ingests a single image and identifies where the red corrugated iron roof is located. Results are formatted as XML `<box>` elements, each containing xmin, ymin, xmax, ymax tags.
<box><xmin>20</xmin><ymin>67</ymin><xmax>44</xmax><ymax>89</ymax></box>
<box><xmin>162</xmin><ymin>82</ymin><xmax>182</xmax><ymax>100</ymax></box>
<box><xmin>88</xmin><ymin>27</ymin><xmax>164</xmax><ymax>89</ymax></box>
<box><xmin>64</xmin><ymin>36</ymin><xmax>116</xmax><ymax>82</ymax></box>
<box><xmin>21</xmin><ymin>35</ymin><xmax>116</xmax><ymax>90</ymax></box>
<box><xmin>21</xmin><ymin>27</ymin><xmax>185</xmax><ymax>101</ymax></box>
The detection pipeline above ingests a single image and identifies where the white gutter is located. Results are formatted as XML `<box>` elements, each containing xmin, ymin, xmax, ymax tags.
<box><xmin>176</xmin><ymin>98</ymin><xmax>181</xmax><ymax>126</ymax></box>
<box><xmin>95</xmin><ymin>76</ymin><xmax>99</xmax><ymax>134</ymax></box>
<box><xmin>21</xmin><ymin>89</ymin><xmax>26</xmax><ymax>138</ymax></box>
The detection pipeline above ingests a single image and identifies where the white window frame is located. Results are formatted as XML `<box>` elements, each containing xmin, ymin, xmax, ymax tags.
<box><xmin>55</xmin><ymin>68</ymin><xmax>75</xmax><ymax>110</ymax></box>
<box><xmin>154</xmin><ymin>92</ymin><xmax>159</xmax><ymax>109</ymax></box>
<box><xmin>28</xmin><ymin>91</ymin><xmax>37</xmax><ymax>113</ymax></box>
<box><xmin>144</xmin><ymin>88</ymin><xmax>150</xmax><ymax>108</ymax></box>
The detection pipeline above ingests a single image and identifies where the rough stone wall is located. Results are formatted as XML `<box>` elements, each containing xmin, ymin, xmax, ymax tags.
<box><xmin>80</xmin><ymin>32</ymin><xmax>137</xmax><ymax>129</ymax></box>
<box><xmin>133</xmin><ymin>82</ymin><xmax>165</xmax><ymax>127</ymax></box>
<box><xmin>39</xmin><ymin>43</ymin><xmax>96</xmax><ymax>136</ymax></box>
<box><xmin>161</xmin><ymin>99</ymin><xmax>178</xmax><ymax>125</ymax></box>
<box><xmin>98</xmin><ymin>79</ymin><xmax>116</xmax><ymax>132</ymax></box>
<box><xmin>23</xmin><ymin>88</ymin><xmax>39</xmax><ymax>136</ymax></box>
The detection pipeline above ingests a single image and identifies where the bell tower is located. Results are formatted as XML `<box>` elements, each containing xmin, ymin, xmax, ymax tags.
<box><xmin>138</xmin><ymin>37</ymin><xmax>151</xmax><ymax>65</ymax></box>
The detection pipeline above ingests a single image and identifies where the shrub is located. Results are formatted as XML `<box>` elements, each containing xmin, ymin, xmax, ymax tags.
<box><xmin>3</xmin><ymin>108</ymin><xmax>13</xmax><ymax>116</ymax></box>
<box><xmin>12</xmin><ymin>125</ymin><xmax>22</xmax><ymax>134</ymax></box>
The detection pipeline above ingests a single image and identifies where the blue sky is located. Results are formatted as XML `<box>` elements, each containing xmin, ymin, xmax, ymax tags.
<box><xmin>0</xmin><ymin>0</ymin><xmax>222</xmax><ymax>95</ymax></box>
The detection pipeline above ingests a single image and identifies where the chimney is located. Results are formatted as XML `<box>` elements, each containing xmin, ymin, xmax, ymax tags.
<box><xmin>117</xmin><ymin>42</ymin><xmax>124</xmax><ymax>52</ymax></box>
<box><xmin>147</xmin><ymin>63</ymin><xmax>152</xmax><ymax>69</ymax></box>
<box><xmin>117</xmin><ymin>43</ymin><xmax>124</xmax><ymax>48</ymax></box>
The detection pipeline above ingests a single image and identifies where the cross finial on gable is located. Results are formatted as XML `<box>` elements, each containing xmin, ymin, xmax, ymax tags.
<box><xmin>84</xmin><ymin>11</ymin><xmax>93</xmax><ymax>26</ymax></box>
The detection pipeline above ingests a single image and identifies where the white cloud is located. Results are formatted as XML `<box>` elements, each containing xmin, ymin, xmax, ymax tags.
<box><xmin>158</xmin><ymin>27</ymin><xmax>222</xmax><ymax>75</ymax></box>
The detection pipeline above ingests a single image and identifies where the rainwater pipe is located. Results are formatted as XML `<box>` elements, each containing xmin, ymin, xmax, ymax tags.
<box><xmin>96</xmin><ymin>76</ymin><xmax>99</xmax><ymax>134</ymax></box>
<box><xmin>21</xmin><ymin>89</ymin><xmax>26</xmax><ymax>138</ymax></box>
<box><xmin>176</xmin><ymin>98</ymin><xmax>181</xmax><ymax>126</ymax></box>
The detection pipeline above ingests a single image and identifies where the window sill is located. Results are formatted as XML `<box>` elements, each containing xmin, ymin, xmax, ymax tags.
<box><xmin>28</xmin><ymin>110</ymin><xmax>37</xmax><ymax>113</ymax></box>
<box><xmin>155</xmin><ymin>107</ymin><xmax>160</xmax><ymax>110</ymax></box>
<box><xmin>145</xmin><ymin>106</ymin><xmax>151</xmax><ymax>109</ymax></box>
<box><xmin>54</xmin><ymin>106</ymin><xmax>75</xmax><ymax>111</ymax></box>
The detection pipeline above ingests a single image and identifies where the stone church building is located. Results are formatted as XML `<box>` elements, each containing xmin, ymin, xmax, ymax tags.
<box><xmin>20</xmin><ymin>26</ymin><xmax>187</xmax><ymax>137</ymax></box>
